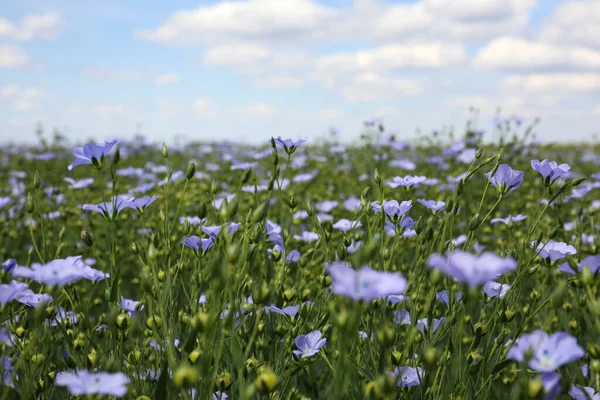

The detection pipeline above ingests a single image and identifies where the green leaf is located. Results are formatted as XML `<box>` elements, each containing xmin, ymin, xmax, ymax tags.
<box><xmin>154</xmin><ymin>361</ymin><xmax>170</xmax><ymax>400</ymax></box>
<box><xmin>491</xmin><ymin>359</ymin><xmax>512</xmax><ymax>375</ymax></box>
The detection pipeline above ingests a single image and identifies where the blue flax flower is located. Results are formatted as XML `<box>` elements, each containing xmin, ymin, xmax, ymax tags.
<box><xmin>274</xmin><ymin>136</ymin><xmax>306</xmax><ymax>155</ymax></box>
<box><xmin>393</xmin><ymin>366</ymin><xmax>423</xmax><ymax>388</ymax></box>
<box><xmin>181</xmin><ymin>236</ymin><xmax>214</xmax><ymax>254</ymax></box>
<box><xmin>490</xmin><ymin>214</ymin><xmax>528</xmax><ymax>225</ymax></box>
<box><xmin>427</xmin><ymin>251</ymin><xmax>516</xmax><ymax>288</ymax></box>
<box><xmin>532</xmin><ymin>240</ymin><xmax>577</xmax><ymax>263</ymax></box>
<box><xmin>417</xmin><ymin>199</ymin><xmax>445</xmax><ymax>212</ymax></box>
<box><xmin>293</xmin><ymin>330</ymin><xmax>327</xmax><ymax>358</ymax></box>
<box><xmin>82</xmin><ymin>195</ymin><xmax>135</xmax><ymax>221</ymax></box>
<box><xmin>0</xmin><ymin>280</ymin><xmax>29</xmax><ymax>306</ymax></box>
<box><xmin>327</xmin><ymin>263</ymin><xmax>408</xmax><ymax>301</ymax></box>
<box><xmin>531</xmin><ymin>159</ymin><xmax>571</xmax><ymax>185</ymax></box>
<box><xmin>506</xmin><ymin>330</ymin><xmax>584</xmax><ymax>373</ymax></box>
<box><xmin>558</xmin><ymin>255</ymin><xmax>600</xmax><ymax>275</ymax></box>
<box><xmin>485</xmin><ymin>164</ymin><xmax>524</xmax><ymax>195</ymax></box>
<box><xmin>68</xmin><ymin>140</ymin><xmax>118</xmax><ymax>170</ymax></box>
<box><xmin>387</xmin><ymin>175</ymin><xmax>427</xmax><ymax>188</ymax></box>
<box><xmin>569</xmin><ymin>385</ymin><xmax>600</xmax><ymax>400</ymax></box>
<box><xmin>55</xmin><ymin>370</ymin><xmax>130</xmax><ymax>397</ymax></box>
<box><xmin>11</xmin><ymin>256</ymin><xmax>108</xmax><ymax>287</ymax></box>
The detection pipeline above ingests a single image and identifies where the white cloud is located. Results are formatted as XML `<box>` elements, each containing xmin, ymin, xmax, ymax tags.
<box><xmin>82</xmin><ymin>67</ymin><xmax>144</xmax><ymax>80</ymax></box>
<box><xmin>153</xmin><ymin>73</ymin><xmax>181</xmax><ymax>85</ymax></box>
<box><xmin>315</xmin><ymin>43</ymin><xmax>466</xmax><ymax>76</ymax></box>
<box><xmin>422</xmin><ymin>0</ymin><xmax>535</xmax><ymax>22</ymax></box>
<box><xmin>0</xmin><ymin>13</ymin><xmax>61</xmax><ymax>41</ymax></box>
<box><xmin>136</xmin><ymin>0</ymin><xmax>337</xmax><ymax>45</ymax></box>
<box><xmin>252</xmin><ymin>75</ymin><xmax>302</xmax><ymax>88</ymax></box>
<box><xmin>341</xmin><ymin>72</ymin><xmax>422</xmax><ymax>102</ymax></box>
<box><xmin>202</xmin><ymin>43</ymin><xmax>271</xmax><ymax>69</ymax></box>
<box><xmin>245</xmin><ymin>103</ymin><xmax>277</xmax><ymax>116</ymax></box>
<box><xmin>539</xmin><ymin>0</ymin><xmax>600</xmax><ymax>49</ymax></box>
<box><xmin>0</xmin><ymin>84</ymin><xmax>41</xmax><ymax>111</ymax></box>
<box><xmin>503</xmin><ymin>73</ymin><xmax>600</xmax><ymax>93</ymax></box>
<box><xmin>193</xmin><ymin>98</ymin><xmax>217</xmax><ymax>120</ymax></box>
<box><xmin>0</xmin><ymin>45</ymin><xmax>30</xmax><ymax>68</ymax></box>
<box><xmin>473</xmin><ymin>37</ymin><xmax>600</xmax><ymax>71</ymax></box>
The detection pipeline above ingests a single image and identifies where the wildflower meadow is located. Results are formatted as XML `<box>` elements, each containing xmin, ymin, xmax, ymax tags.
<box><xmin>2</xmin><ymin>119</ymin><xmax>600</xmax><ymax>400</ymax></box>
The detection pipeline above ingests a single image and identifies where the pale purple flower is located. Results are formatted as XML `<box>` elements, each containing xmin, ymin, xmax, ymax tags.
<box><xmin>293</xmin><ymin>231</ymin><xmax>319</xmax><ymax>242</ymax></box>
<box><xmin>264</xmin><ymin>305</ymin><xmax>300</xmax><ymax>318</ymax></box>
<box><xmin>286</xmin><ymin>250</ymin><xmax>301</xmax><ymax>263</ymax></box>
<box><xmin>315</xmin><ymin>200</ymin><xmax>338</xmax><ymax>213</ymax></box>
<box><xmin>231</xmin><ymin>161</ymin><xmax>259</xmax><ymax>171</ymax></box>
<box><xmin>533</xmin><ymin>240</ymin><xmax>577</xmax><ymax>263</ymax></box>
<box><xmin>0</xmin><ymin>280</ymin><xmax>29</xmax><ymax>306</ymax></box>
<box><xmin>68</xmin><ymin>140</ymin><xmax>118</xmax><ymax>170</ymax></box>
<box><xmin>417</xmin><ymin>199</ymin><xmax>445</xmax><ymax>212</ymax></box>
<box><xmin>485</xmin><ymin>164</ymin><xmax>524</xmax><ymax>194</ymax></box>
<box><xmin>2</xmin><ymin>259</ymin><xmax>17</xmax><ymax>273</ymax></box>
<box><xmin>343</xmin><ymin>197</ymin><xmax>362</xmax><ymax>212</ymax></box>
<box><xmin>16</xmin><ymin>289</ymin><xmax>53</xmax><ymax>307</ymax></box>
<box><xmin>181</xmin><ymin>236</ymin><xmax>214</xmax><ymax>254</ymax></box>
<box><xmin>558</xmin><ymin>255</ymin><xmax>600</xmax><ymax>275</ymax></box>
<box><xmin>394</xmin><ymin>309</ymin><xmax>411</xmax><ymax>325</ymax></box>
<box><xmin>569</xmin><ymin>385</ymin><xmax>600</xmax><ymax>400</ymax></box>
<box><xmin>274</xmin><ymin>136</ymin><xmax>306</xmax><ymax>154</ymax></box>
<box><xmin>129</xmin><ymin>195</ymin><xmax>158</xmax><ymax>212</ymax></box>
<box><xmin>427</xmin><ymin>251</ymin><xmax>517</xmax><ymax>288</ymax></box>
<box><xmin>293</xmin><ymin>171</ymin><xmax>318</xmax><ymax>183</ymax></box>
<box><xmin>327</xmin><ymin>263</ymin><xmax>408</xmax><ymax>301</ymax></box>
<box><xmin>389</xmin><ymin>159</ymin><xmax>416</xmax><ymax>170</ymax></box>
<box><xmin>372</xmin><ymin>199</ymin><xmax>412</xmax><ymax>221</ymax></box>
<box><xmin>417</xmin><ymin>317</ymin><xmax>446</xmax><ymax>334</ymax></box>
<box><xmin>490</xmin><ymin>214</ymin><xmax>528</xmax><ymax>225</ymax></box>
<box><xmin>387</xmin><ymin>175</ymin><xmax>427</xmax><ymax>188</ymax></box>
<box><xmin>332</xmin><ymin>219</ymin><xmax>362</xmax><ymax>232</ymax></box>
<box><xmin>11</xmin><ymin>256</ymin><xmax>108</xmax><ymax>286</ymax></box>
<box><xmin>119</xmin><ymin>297</ymin><xmax>143</xmax><ymax>316</ymax></box>
<box><xmin>507</xmin><ymin>331</ymin><xmax>584</xmax><ymax>373</ymax></box>
<box><xmin>48</xmin><ymin>307</ymin><xmax>79</xmax><ymax>326</ymax></box>
<box><xmin>482</xmin><ymin>281</ymin><xmax>510</xmax><ymax>299</ymax></box>
<box><xmin>65</xmin><ymin>177</ymin><xmax>94</xmax><ymax>189</ymax></box>
<box><xmin>531</xmin><ymin>160</ymin><xmax>571</xmax><ymax>184</ymax></box>
<box><xmin>55</xmin><ymin>370</ymin><xmax>130</xmax><ymax>397</ymax></box>
<box><xmin>436</xmin><ymin>290</ymin><xmax>462</xmax><ymax>307</ymax></box>
<box><xmin>293</xmin><ymin>330</ymin><xmax>327</xmax><ymax>358</ymax></box>
<box><xmin>82</xmin><ymin>195</ymin><xmax>135</xmax><ymax>220</ymax></box>
<box><xmin>457</xmin><ymin>148</ymin><xmax>477</xmax><ymax>164</ymax></box>
<box><xmin>393</xmin><ymin>366</ymin><xmax>423</xmax><ymax>388</ymax></box>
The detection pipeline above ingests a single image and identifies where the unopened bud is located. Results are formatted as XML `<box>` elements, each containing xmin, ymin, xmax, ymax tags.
<box><xmin>185</xmin><ymin>162</ymin><xmax>196</xmax><ymax>180</ymax></box>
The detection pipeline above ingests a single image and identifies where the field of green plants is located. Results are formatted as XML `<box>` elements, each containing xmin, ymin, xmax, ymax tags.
<box><xmin>1</xmin><ymin>119</ymin><xmax>600</xmax><ymax>399</ymax></box>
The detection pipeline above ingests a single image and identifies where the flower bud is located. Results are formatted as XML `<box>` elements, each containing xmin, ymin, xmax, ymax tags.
<box><xmin>33</xmin><ymin>170</ymin><xmax>41</xmax><ymax>189</ymax></box>
<box><xmin>527</xmin><ymin>378</ymin><xmax>543</xmax><ymax>398</ymax></box>
<box><xmin>161</xmin><ymin>143</ymin><xmax>168</xmax><ymax>159</ymax></box>
<box><xmin>173</xmin><ymin>364</ymin><xmax>198</xmax><ymax>388</ymax></box>
<box><xmin>81</xmin><ymin>230</ymin><xmax>94</xmax><ymax>247</ymax></box>
<box><xmin>26</xmin><ymin>193</ymin><xmax>35</xmax><ymax>214</ymax></box>
<box><xmin>189</xmin><ymin>348</ymin><xmax>202</xmax><ymax>364</ymax></box>
<box><xmin>255</xmin><ymin>368</ymin><xmax>278</xmax><ymax>393</ymax></box>
<box><xmin>374</xmin><ymin>169</ymin><xmax>381</xmax><ymax>186</ymax></box>
<box><xmin>216</xmin><ymin>371</ymin><xmax>232</xmax><ymax>391</ymax></box>
<box><xmin>185</xmin><ymin>162</ymin><xmax>196</xmax><ymax>180</ymax></box>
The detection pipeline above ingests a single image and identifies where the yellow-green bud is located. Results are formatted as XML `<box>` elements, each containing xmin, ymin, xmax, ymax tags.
<box><xmin>173</xmin><ymin>364</ymin><xmax>198</xmax><ymax>388</ymax></box>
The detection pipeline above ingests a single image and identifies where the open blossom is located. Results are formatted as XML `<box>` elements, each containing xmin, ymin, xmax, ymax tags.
<box><xmin>569</xmin><ymin>385</ymin><xmax>600</xmax><ymax>400</ymax></box>
<box><xmin>531</xmin><ymin>159</ymin><xmax>571</xmax><ymax>184</ymax></box>
<box><xmin>482</xmin><ymin>281</ymin><xmax>510</xmax><ymax>299</ymax></box>
<box><xmin>533</xmin><ymin>240</ymin><xmax>577</xmax><ymax>263</ymax></box>
<box><xmin>11</xmin><ymin>256</ymin><xmax>108</xmax><ymax>287</ymax></box>
<box><xmin>490</xmin><ymin>214</ymin><xmax>528</xmax><ymax>225</ymax></box>
<box><xmin>387</xmin><ymin>175</ymin><xmax>427</xmax><ymax>188</ymax></box>
<box><xmin>327</xmin><ymin>263</ymin><xmax>408</xmax><ymax>301</ymax></box>
<box><xmin>0</xmin><ymin>280</ymin><xmax>29</xmax><ymax>306</ymax></box>
<box><xmin>558</xmin><ymin>255</ymin><xmax>600</xmax><ymax>275</ymax></box>
<box><xmin>274</xmin><ymin>136</ymin><xmax>306</xmax><ymax>154</ymax></box>
<box><xmin>293</xmin><ymin>330</ymin><xmax>327</xmax><ymax>358</ymax></box>
<box><xmin>181</xmin><ymin>236</ymin><xmax>214</xmax><ymax>254</ymax></box>
<box><xmin>332</xmin><ymin>218</ymin><xmax>362</xmax><ymax>232</ymax></box>
<box><xmin>55</xmin><ymin>370</ymin><xmax>130</xmax><ymax>397</ymax></box>
<box><xmin>68</xmin><ymin>140</ymin><xmax>118</xmax><ymax>170</ymax></box>
<box><xmin>372</xmin><ymin>200</ymin><xmax>412</xmax><ymax>221</ymax></box>
<box><xmin>393</xmin><ymin>366</ymin><xmax>423</xmax><ymax>388</ymax></box>
<box><xmin>506</xmin><ymin>331</ymin><xmax>584</xmax><ymax>373</ymax></box>
<box><xmin>485</xmin><ymin>164</ymin><xmax>524</xmax><ymax>194</ymax></box>
<box><xmin>427</xmin><ymin>251</ymin><xmax>517</xmax><ymax>288</ymax></box>
<box><xmin>417</xmin><ymin>199</ymin><xmax>445</xmax><ymax>212</ymax></box>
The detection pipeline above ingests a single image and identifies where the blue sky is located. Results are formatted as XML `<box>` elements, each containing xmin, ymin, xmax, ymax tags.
<box><xmin>1</xmin><ymin>0</ymin><xmax>599</xmax><ymax>145</ymax></box>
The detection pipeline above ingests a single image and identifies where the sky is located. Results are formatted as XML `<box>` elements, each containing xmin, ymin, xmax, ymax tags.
<box><xmin>1</xmin><ymin>0</ymin><xmax>599</xmax><ymax>145</ymax></box>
